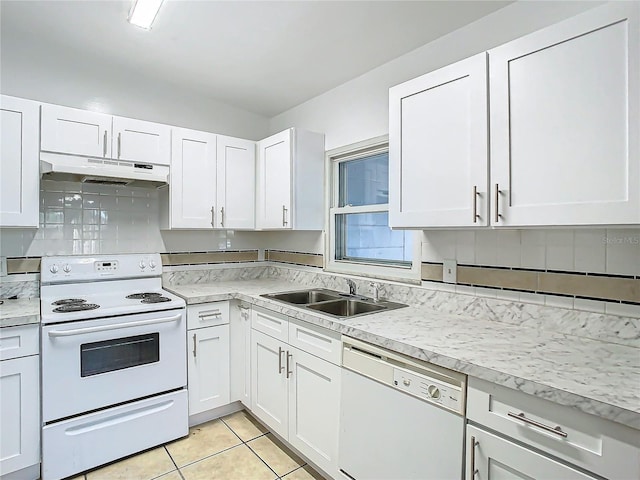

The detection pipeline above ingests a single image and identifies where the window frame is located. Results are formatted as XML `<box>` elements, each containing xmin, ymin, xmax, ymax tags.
<box><xmin>324</xmin><ymin>135</ymin><xmax>421</xmax><ymax>283</ymax></box>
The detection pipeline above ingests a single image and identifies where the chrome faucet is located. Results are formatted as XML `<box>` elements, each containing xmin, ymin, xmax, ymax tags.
<box><xmin>346</xmin><ymin>278</ymin><xmax>357</xmax><ymax>296</ymax></box>
<box><xmin>369</xmin><ymin>282</ymin><xmax>381</xmax><ymax>302</ymax></box>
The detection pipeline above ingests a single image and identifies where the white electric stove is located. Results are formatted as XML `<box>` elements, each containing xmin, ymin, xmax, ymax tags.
<box><xmin>40</xmin><ymin>254</ymin><xmax>188</xmax><ymax>480</ymax></box>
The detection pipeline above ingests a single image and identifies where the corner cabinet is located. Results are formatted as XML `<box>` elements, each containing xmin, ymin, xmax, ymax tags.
<box><xmin>0</xmin><ymin>325</ymin><xmax>40</xmax><ymax>480</ymax></box>
<box><xmin>389</xmin><ymin>2</ymin><xmax>639</xmax><ymax>228</ymax></box>
<box><xmin>250</xmin><ymin>308</ymin><xmax>341</xmax><ymax>478</ymax></box>
<box><xmin>186</xmin><ymin>302</ymin><xmax>230</xmax><ymax>418</ymax></box>
<box><xmin>256</xmin><ymin>128</ymin><xmax>325</xmax><ymax>230</ymax></box>
<box><xmin>0</xmin><ymin>95</ymin><xmax>40</xmax><ymax>227</ymax></box>
<box><xmin>389</xmin><ymin>53</ymin><xmax>489</xmax><ymax>228</ymax></box>
<box><xmin>164</xmin><ymin>130</ymin><xmax>256</xmax><ymax>230</ymax></box>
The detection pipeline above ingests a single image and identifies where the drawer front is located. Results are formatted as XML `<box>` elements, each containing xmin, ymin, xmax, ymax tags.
<box><xmin>0</xmin><ymin>324</ymin><xmax>39</xmax><ymax>361</ymax></box>
<box><xmin>467</xmin><ymin>377</ymin><xmax>640</xmax><ymax>479</ymax></box>
<box><xmin>187</xmin><ymin>302</ymin><xmax>230</xmax><ymax>329</ymax></box>
<box><xmin>251</xmin><ymin>307</ymin><xmax>288</xmax><ymax>342</ymax></box>
<box><xmin>288</xmin><ymin>319</ymin><xmax>341</xmax><ymax>365</ymax></box>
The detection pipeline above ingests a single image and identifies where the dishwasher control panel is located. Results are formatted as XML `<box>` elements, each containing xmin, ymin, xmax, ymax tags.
<box><xmin>393</xmin><ymin>367</ymin><xmax>462</xmax><ymax>413</ymax></box>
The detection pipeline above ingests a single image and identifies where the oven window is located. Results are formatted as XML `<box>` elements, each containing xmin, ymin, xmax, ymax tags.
<box><xmin>81</xmin><ymin>333</ymin><xmax>160</xmax><ymax>377</ymax></box>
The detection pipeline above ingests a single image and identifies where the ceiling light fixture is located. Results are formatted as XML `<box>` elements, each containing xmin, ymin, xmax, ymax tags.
<box><xmin>128</xmin><ymin>0</ymin><xmax>164</xmax><ymax>30</ymax></box>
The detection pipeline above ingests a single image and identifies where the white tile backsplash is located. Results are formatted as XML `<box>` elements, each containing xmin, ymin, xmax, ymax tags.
<box><xmin>423</xmin><ymin>227</ymin><xmax>640</xmax><ymax>277</ymax></box>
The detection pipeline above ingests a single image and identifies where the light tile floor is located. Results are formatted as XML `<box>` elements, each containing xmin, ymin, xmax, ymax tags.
<box><xmin>68</xmin><ymin>410</ymin><xmax>326</xmax><ymax>480</ymax></box>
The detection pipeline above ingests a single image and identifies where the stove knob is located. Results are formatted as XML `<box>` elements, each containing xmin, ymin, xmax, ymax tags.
<box><xmin>62</xmin><ymin>264</ymin><xmax>71</xmax><ymax>274</ymax></box>
<box><xmin>139</xmin><ymin>260</ymin><xmax>146</xmax><ymax>270</ymax></box>
<box><xmin>49</xmin><ymin>264</ymin><xmax>59</xmax><ymax>274</ymax></box>
<box><xmin>149</xmin><ymin>260</ymin><xmax>156</xmax><ymax>269</ymax></box>
<box><xmin>428</xmin><ymin>385</ymin><xmax>441</xmax><ymax>399</ymax></box>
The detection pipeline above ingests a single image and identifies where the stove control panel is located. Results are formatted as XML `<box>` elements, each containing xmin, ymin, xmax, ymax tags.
<box><xmin>41</xmin><ymin>254</ymin><xmax>163</xmax><ymax>283</ymax></box>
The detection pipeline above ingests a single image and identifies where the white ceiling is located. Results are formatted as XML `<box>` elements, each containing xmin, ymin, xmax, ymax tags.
<box><xmin>1</xmin><ymin>0</ymin><xmax>511</xmax><ymax>117</ymax></box>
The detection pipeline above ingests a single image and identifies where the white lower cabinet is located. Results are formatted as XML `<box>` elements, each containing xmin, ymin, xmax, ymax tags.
<box><xmin>0</xmin><ymin>325</ymin><xmax>40</xmax><ymax>479</ymax></box>
<box><xmin>250</xmin><ymin>308</ymin><xmax>341</xmax><ymax>478</ymax></box>
<box><xmin>466</xmin><ymin>425</ymin><xmax>598</xmax><ymax>480</ymax></box>
<box><xmin>187</xmin><ymin>302</ymin><xmax>230</xmax><ymax>416</ymax></box>
<box><xmin>467</xmin><ymin>377</ymin><xmax>640</xmax><ymax>480</ymax></box>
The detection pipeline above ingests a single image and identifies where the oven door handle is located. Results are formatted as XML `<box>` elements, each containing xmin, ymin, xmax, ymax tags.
<box><xmin>47</xmin><ymin>313</ymin><xmax>182</xmax><ymax>337</ymax></box>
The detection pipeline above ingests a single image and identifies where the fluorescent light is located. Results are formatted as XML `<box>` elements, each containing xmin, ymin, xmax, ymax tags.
<box><xmin>128</xmin><ymin>0</ymin><xmax>164</xmax><ymax>30</ymax></box>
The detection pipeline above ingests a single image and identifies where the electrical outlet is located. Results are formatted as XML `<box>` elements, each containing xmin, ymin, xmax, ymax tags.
<box><xmin>443</xmin><ymin>259</ymin><xmax>457</xmax><ymax>284</ymax></box>
<box><xmin>0</xmin><ymin>257</ymin><xmax>6</xmax><ymax>277</ymax></box>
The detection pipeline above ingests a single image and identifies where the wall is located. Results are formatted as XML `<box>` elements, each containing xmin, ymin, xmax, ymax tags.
<box><xmin>0</xmin><ymin>35</ymin><xmax>270</xmax><ymax>140</ymax></box>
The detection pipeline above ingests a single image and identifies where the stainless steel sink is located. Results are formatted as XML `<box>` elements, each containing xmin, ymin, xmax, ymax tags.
<box><xmin>306</xmin><ymin>299</ymin><xmax>386</xmax><ymax>317</ymax></box>
<box><xmin>267</xmin><ymin>289</ymin><xmax>341</xmax><ymax>305</ymax></box>
<box><xmin>261</xmin><ymin>288</ymin><xmax>407</xmax><ymax>319</ymax></box>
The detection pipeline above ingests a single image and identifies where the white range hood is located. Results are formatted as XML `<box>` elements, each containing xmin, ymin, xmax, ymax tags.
<box><xmin>40</xmin><ymin>152</ymin><xmax>169</xmax><ymax>187</ymax></box>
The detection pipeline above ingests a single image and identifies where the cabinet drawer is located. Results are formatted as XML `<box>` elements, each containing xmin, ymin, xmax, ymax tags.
<box><xmin>187</xmin><ymin>302</ymin><xmax>230</xmax><ymax>329</ymax></box>
<box><xmin>468</xmin><ymin>377</ymin><xmax>640</xmax><ymax>479</ymax></box>
<box><xmin>0</xmin><ymin>324</ymin><xmax>39</xmax><ymax>361</ymax></box>
<box><xmin>288</xmin><ymin>319</ymin><xmax>341</xmax><ymax>365</ymax></box>
<box><xmin>251</xmin><ymin>307</ymin><xmax>288</xmax><ymax>342</ymax></box>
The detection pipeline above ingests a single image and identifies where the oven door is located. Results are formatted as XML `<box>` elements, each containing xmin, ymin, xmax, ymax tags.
<box><xmin>42</xmin><ymin>308</ymin><xmax>186</xmax><ymax>423</ymax></box>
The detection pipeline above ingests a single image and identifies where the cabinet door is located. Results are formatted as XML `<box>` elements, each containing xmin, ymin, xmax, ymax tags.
<box><xmin>41</xmin><ymin>104</ymin><xmax>112</xmax><ymax>158</ymax></box>
<box><xmin>0</xmin><ymin>96</ymin><xmax>40</xmax><ymax>227</ymax></box>
<box><xmin>230</xmin><ymin>303</ymin><xmax>252</xmax><ymax>407</ymax></box>
<box><xmin>170</xmin><ymin>128</ymin><xmax>217</xmax><ymax>228</ymax></box>
<box><xmin>0</xmin><ymin>355</ymin><xmax>40</xmax><ymax>475</ymax></box>
<box><xmin>112</xmin><ymin>116</ymin><xmax>171</xmax><ymax>166</ymax></box>
<box><xmin>288</xmin><ymin>347</ymin><xmax>341</xmax><ymax>478</ymax></box>
<box><xmin>490</xmin><ymin>2</ymin><xmax>639</xmax><ymax>226</ymax></box>
<box><xmin>389</xmin><ymin>52</ymin><xmax>488</xmax><ymax>228</ymax></box>
<box><xmin>257</xmin><ymin>129</ymin><xmax>292</xmax><ymax>229</ymax></box>
<box><xmin>466</xmin><ymin>425</ymin><xmax>598</xmax><ymax>480</ymax></box>
<box><xmin>251</xmin><ymin>330</ymin><xmax>288</xmax><ymax>438</ymax></box>
<box><xmin>216</xmin><ymin>135</ymin><xmax>256</xmax><ymax>229</ymax></box>
<box><xmin>187</xmin><ymin>325</ymin><xmax>230</xmax><ymax>415</ymax></box>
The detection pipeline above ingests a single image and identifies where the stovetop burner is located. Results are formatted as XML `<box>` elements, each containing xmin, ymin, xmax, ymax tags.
<box><xmin>52</xmin><ymin>298</ymin><xmax>87</xmax><ymax>306</ymax></box>
<box><xmin>126</xmin><ymin>292</ymin><xmax>163</xmax><ymax>300</ymax></box>
<box><xmin>53</xmin><ymin>303</ymin><xmax>100</xmax><ymax>313</ymax></box>
<box><xmin>141</xmin><ymin>296</ymin><xmax>171</xmax><ymax>304</ymax></box>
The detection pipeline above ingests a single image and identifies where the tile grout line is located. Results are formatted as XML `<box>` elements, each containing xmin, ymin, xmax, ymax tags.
<box><xmin>244</xmin><ymin>435</ymin><xmax>282</xmax><ymax>480</ymax></box>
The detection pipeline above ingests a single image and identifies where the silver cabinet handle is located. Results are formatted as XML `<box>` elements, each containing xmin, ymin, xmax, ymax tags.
<box><xmin>210</xmin><ymin>206</ymin><xmax>215</xmax><ymax>228</ymax></box>
<box><xmin>192</xmin><ymin>333</ymin><xmax>197</xmax><ymax>357</ymax></box>
<box><xmin>282</xmin><ymin>205</ymin><xmax>288</xmax><ymax>227</ymax></box>
<box><xmin>103</xmin><ymin>130</ymin><xmax>108</xmax><ymax>157</ymax></box>
<box><xmin>286</xmin><ymin>350</ymin><xmax>293</xmax><ymax>378</ymax></box>
<box><xmin>470</xmin><ymin>435</ymin><xmax>478</xmax><ymax>477</ymax></box>
<box><xmin>507</xmin><ymin>411</ymin><xmax>568</xmax><ymax>438</ymax></box>
<box><xmin>220</xmin><ymin>206</ymin><xmax>224</xmax><ymax>227</ymax></box>
<box><xmin>117</xmin><ymin>132</ymin><xmax>121</xmax><ymax>159</ymax></box>
<box><xmin>494</xmin><ymin>183</ymin><xmax>501</xmax><ymax>223</ymax></box>
<box><xmin>278</xmin><ymin>347</ymin><xmax>284</xmax><ymax>374</ymax></box>
<box><xmin>473</xmin><ymin>185</ymin><xmax>480</xmax><ymax>223</ymax></box>
<box><xmin>199</xmin><ymin>310</ymin><xmax>222</xmax><ymax>319</ymax></box>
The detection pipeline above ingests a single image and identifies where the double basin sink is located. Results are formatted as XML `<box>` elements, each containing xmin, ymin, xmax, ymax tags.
<box><xmin>261</xmin><ymin>288</ymin><xmax>407</xmax><ymax>319</ymax></box>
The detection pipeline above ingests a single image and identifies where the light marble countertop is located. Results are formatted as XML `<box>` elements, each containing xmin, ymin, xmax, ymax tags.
<box><xmin>0</xmin><ymin>298</ymin><xmax>40</xmax><ymax>328</ymax></box>
<box><xmin>166</xmin><ymin>279</ymin><xmax>640</xmax><ymax>430</ymax></box>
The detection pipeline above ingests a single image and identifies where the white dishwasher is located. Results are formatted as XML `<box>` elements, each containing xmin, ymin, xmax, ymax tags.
<box><xmin>339</xmin><ymin>337</ymin><xmax>466</xmax><ymax>480</ymax></box>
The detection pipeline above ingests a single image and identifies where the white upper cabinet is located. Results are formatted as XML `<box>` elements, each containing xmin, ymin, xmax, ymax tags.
<box><xmin>490</xmin><ymin>2</ymin><xmax>639</xmax><ymax>226</ymax></box>
<box><xmin>169</xmin><ymin>128</ymin><xmax>218</xmax><ymax>229</ymax></box>
<box><xmin>41</xmin><ymin>104</ymin><xmax>112</xmax><ymax>158</ymax></box>
<box><xmin>216</xmin><ymin>135</ymin><xmax>256</xmax><ymax>230</ymax></box>
<box><xmin>256</xmin><ymin>128</ymin><xmax>325</xmax><ymax>230</ymax></box>
<box><xmin>0</xmin><ymin>95</ymin><xmax>40</xmax><ymax>227</ymax></box>
<box><xmin>112</xmin><ymin>116</ymin><xmax>171</xmax><ymax>165</ymax></box>
<box><xmin>389</xmin><ymin>2</ymin><xmax>639</xmax><ymax>228</ymax></box>
<box><xmin>389</xmin><ymin>53</ymin><xmax>489</xmax><ymax>228</ymax></box>
<box><xmin>41</xmin><ymin>104</ymin><xmax>171</xmax><ymax>166</ymax></box>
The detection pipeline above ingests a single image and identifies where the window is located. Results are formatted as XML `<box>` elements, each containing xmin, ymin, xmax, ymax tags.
<box><xmin>326</xmin><ymin>136</ymin><xmax>420</xmax><ymax>282</ymax></box>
